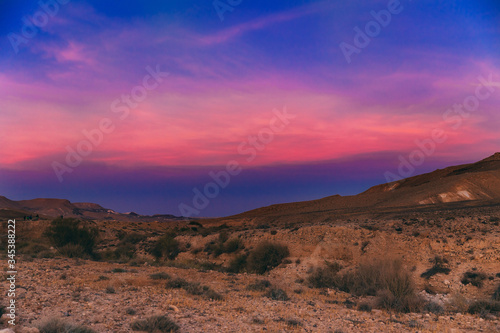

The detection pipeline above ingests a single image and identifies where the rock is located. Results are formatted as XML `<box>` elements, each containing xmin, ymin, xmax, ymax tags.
<box><xmin>18</xmin><ymin>328</ymin><xmax>40</xmax><ymax>333</ymax></box>
<box><xmin>0</xmin><ymin>329</ymin><xmax>15</xmax><ymax>333</ymax></box>
<box><xmin>168</xmin><ymin>305</ymin><xmax>179</xmax><ymax>312</ymax></box>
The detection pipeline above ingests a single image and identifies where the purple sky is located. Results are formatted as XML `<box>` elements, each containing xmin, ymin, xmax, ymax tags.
<box><xmin>1</xmin><ymin>0</ymin><xmax>499</xmax><ymax>216</ymax></box>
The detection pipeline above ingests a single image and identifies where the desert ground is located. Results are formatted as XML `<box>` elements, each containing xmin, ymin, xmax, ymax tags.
<box><xmin>1</xmin><ymin>203</ymin><xmax>499</xmax><ymax>333</ymax></box>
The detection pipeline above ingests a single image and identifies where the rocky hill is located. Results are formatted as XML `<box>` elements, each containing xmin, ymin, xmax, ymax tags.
<box><xmin>216</xmin><ymin>153</ymin><xmax>500</xmax><ymax>225</ymax></box>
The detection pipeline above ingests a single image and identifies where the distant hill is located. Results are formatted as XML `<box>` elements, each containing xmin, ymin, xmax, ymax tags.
<box><xmin>0</xmin><ymin>196</ymin><xmax>183</xmax><ymax>222</ymax></box>
<box><xmin>2</xmin><ymin>153</ymin><xmax>499</xmax><ymax>223</ymax></box>
<box><xmin>218</xmin><ymin>152</ymin><xmax>500</xmax><ymax>223</ymax></box>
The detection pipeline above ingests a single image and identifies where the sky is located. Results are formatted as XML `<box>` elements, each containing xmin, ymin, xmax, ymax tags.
<box><xmin>1</xmin><ymin>0</ymin><xmax>499</xmax><ymax>217</ymax></box>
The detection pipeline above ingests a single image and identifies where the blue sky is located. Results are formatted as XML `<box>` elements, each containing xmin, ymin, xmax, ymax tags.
<box><xmin>0</xmin><ymin>0</ymin><xmax>499</xmax><ymax>216</ymax></box>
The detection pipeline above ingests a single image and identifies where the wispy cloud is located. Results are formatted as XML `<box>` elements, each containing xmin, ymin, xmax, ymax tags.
<box><xmin>199</xmin><ymin>1</ymin><xmax>331</xmax><ymax>46</ymax></box>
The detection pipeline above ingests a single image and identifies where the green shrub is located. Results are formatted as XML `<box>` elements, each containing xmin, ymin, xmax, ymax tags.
<box><xmin>38</xmin><ymin>318</ymin><xmax>96</xmax><ymax>333</ymax></box>
<box><xmin>44</xmin><ymin>218</ymin><xmax>99</xmax><ymax>258</ymax></box>
<box><xmin>149</xmin><ymin>233</ymin><xmax>180</xmax><ymax>260</ymax></box>
<box><xmin>131</xmin><ymin>315</ymin><xmax>179</xmax><ymax>332</ymax></box>
<box><xmin>246</xmin><ymin>241</ymin><xmax>289</xmax><ymax>274</ymax></box>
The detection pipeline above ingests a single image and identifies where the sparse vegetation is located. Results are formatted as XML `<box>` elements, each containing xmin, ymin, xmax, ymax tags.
<box><xmin>461</xmin><ymin>271</ymin><xmax>487</xmax><ymax>288</ymax></box>
<box><xmin>111</xmin><ymin>268</ymin><xmax>127</xmax><ymax>273</ymax></box>
<box><xmin>163</xmin><ymin>259</ymin><xmax>223</xmax><ymax>272</ymax></box>
<box><xmin>44</xmin><ymin>218</ymin><xmax>99</xmax><ymax>259</ymax></box>
<box><xmin>265</xmin><ymin>287</ymin><xmax>289</xmax><ymax>301</ymax></box>
<box><xmin>149</xmin><ymin>233</ymin><xmax>180</xmax><ymax>260</ymax></box>
<box><xmin>166</xmin><ymin>277</ymin><xmax>223</xmax><ymax>300</ymax></box>
<box><xmin>423</xmin><ymin>301</ymin><xmax>444</xmax><ymax>315</ymax></box>
<box><xmin>227</xmin><ymin>254</ymin><xmax>248</xmax><ymax>273</ymax></box>
<box><xmin>125</xmin><ymin>307</ymin><xmax>137</xmax><ymax>315</ymax></box>
<box><xmin>150</xmin><ymin>272</ymin><xmax>171</xmax><ymax>280</ymax></box>
<box><xmin>204</xmin><ymin>232</ymin><xmax>244</xmax><ymax>257</ymax></box>
<box><xmin>358</xmin><ymin>302</ymin><xmax>372</xmax><ymax>312</ymax></box>
<box><xmin>105</xmin><ymin>286</ymin><xmax>116</xmax><ymax>294</ymax></box>
<box><xmin>246</xmin><ymin>241</ymin><xmax>289</xmax><ymax>274</ymax></box>
<box><xmin>286</xmin><ymin>319</ymin><xmax>302</xmax><ymax>327</ymax></box>
<box><xmin>131</xmin><ymin>315</ymin><xmax>179</xmax><ymax>332</ymax></box>
<box><xmin>308</xmin><ymin>259</ymin><xmax>423</xmax><ymax>313</ymax></box>
<box><xmin>307</xmin><ymin>262</ymin><xmax>342</xmax><ymax>288</ymax></box>
<box><xmin>38</xmin><ymin>318</ymin><xmax>96</xmax><ymax>333</ymax></box>
<box><xmin>493</xmin><ymin>285</ymin><xmax>500</xmax><ymax>301</ymax></box>
<box><xmin>101</xmin><ymin>243</ymin><xmax>136</xmax><ymax>262</ymax></box>
<box><xmin>447</xmin><ymin>292</ymin><xmax>469</xmax><ymax>313</ymax></box>
<box><xmin>468</xmin><ymin>300</ymin><xmax>500</xmax><ymax>317</ymax></box>
<box><xmin>420</xmin><ymin>256</ymin><xmax>451</xmax><ymax>279</ymax></box>
<box><xmin>246</xmin><ymin>279</ymin><xmax>271</xmax><ymax>291</ymax></box>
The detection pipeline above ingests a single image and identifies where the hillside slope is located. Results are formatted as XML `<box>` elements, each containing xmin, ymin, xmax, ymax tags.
<box><xmin>221</xmin><ymin>153</ymin><xmax>500</xmax><ymax>223</ymax></box>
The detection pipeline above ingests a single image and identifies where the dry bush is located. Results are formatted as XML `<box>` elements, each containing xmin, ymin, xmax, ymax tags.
<box><xmin>44</xmin><ymin>218</ymin><xmax>99</xmax><ymax>259</ymax></box>
<box><xmin>265</xmin><ymin>287</ymin><xmax>289</xmax><ymax>301</ymax></box>
<box><xmin>358</xmin><ymin>302</ymin><xmax>372</xmax><ymax>312</ymax></box>
<box><xmin>226</xmin><ymin>254</ymin><xmax>248</xmax><ymax>273</ymax></box>
<box><xmin>420</xmin><ymin>256</ymin><xmax>451</xmax><ymax>279</ymax></box>
<box><xmin>446</xmin><ymin>293</ymin><xmax>469</xmax><ymax>313</ymax></box>
<box><xmin>105</xmin><ymin>286</ymin><xmax>116</xmax><ymax>294</ymax></box>
<box><xmin>246</xmin><ymin>279</ymin><xmax>271</xmax><ymax>291</ymax></box>
<box><xmin>308</xmin><ymin>258</ymin><xmax>423</xmax><ymax>313</ymax></box>
<box><xmin>149</xmin><ymin>233</ymin><xmax>180</xmax><ymax>260</ymax></box>
<box><xmin>131</xmin><ymin>315</ymin><xmax>179</xmax><ymax>332</ymax></box>
<box><xmin>163</xmin><ymin>259</ymin><xmax>223</xmax><ymax>272</ymax></box>
<box><xmin>166</xmin><ymin>277</ymin><xmax>223</xmax><ymax>300</ymax></box>
<box><xmin>149</xmin><ymin>272</ymin><xmax>171</xmax><ymax>280</ymax></box>
<box><xmin>286</xmin><ymin>319</ymin><xmax>302</xmax><ymax>327</ymax></box>
<box><xmin>468</xmin><ymin>300</ymin><xmax>500</xmax><ymax>318</ymax></box>
<box><xmin>58</xmin><ymin>244</ymin><xmax>87</xmax><ymax>259</ymax></box>
<box><xmin>461</xmin><ymin>271</ymin><xmax>487</xmax><ymax>288</ymax></box>
<box><xmin>307</xmin><ymin>262</ymin><xmax>342</xmax><ymax>288</ymax></box>
<box><xmin>38</xmin><ymin>318</ymin><xmax>96</xmax><ymax>333</ymax></box>
<box><xmin>493</xmin><ymin>284</ymin><xmax>500</xmax><ymax>301</ymax></box>
<box><xmin>223</xmin><ymin>238</ymin><xmax>244</xmax><ymax>254</ymax></box>
<box><xmin>246</xmin><ymin>241</ymin><xmax>289</xmax><ymax>274</ymax></box>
